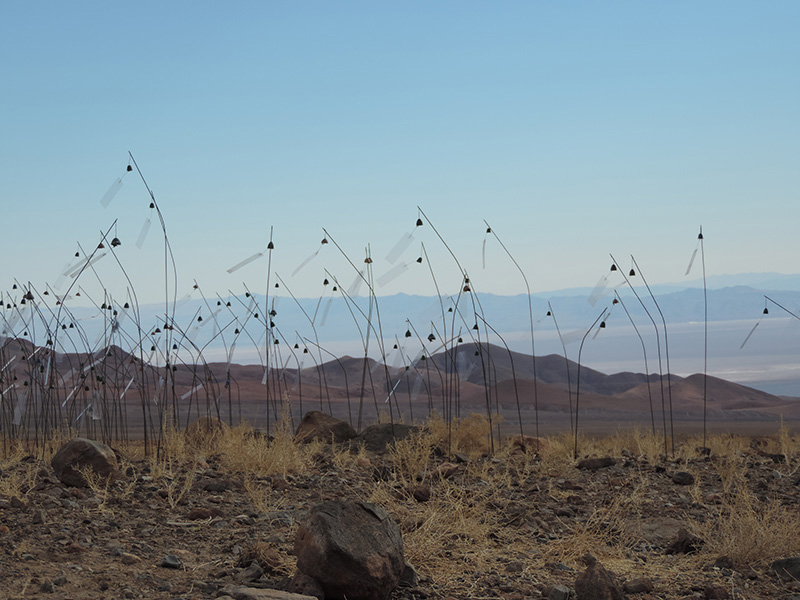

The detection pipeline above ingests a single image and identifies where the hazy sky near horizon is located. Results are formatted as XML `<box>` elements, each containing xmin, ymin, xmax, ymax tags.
<box><xmin>2</xmin><ymin>2</ymin><xmax>799</xmax><ymax>305</ymax></box>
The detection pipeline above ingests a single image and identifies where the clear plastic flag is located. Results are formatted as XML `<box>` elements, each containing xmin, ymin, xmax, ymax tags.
<box><xmin>385</xmin><ymin>232</ymin><xmax>414</xmax><ymax>265</ymax></box>
<box><xmin>227</xmin><ymin>252</ymin><xmax>263</xmax><ymax>274</ymax></box>
<box><xmin>292</xmin><ymin>248</ymin><xmax>321</xmax><ymax>277</ymax></box>
<box><xmin>12</xmin><ymin>392</ymin><xmax>27</xmax><ymax>426</ymax></box>
<box><xmin>226</xmin><ymin>342</ymin><xmax>237</xmax><ymax>371</ymax></box>
<box><xmin>685</xmin><ymin>245</ymin><xmax>699</xmax><ymax>276</ymax></box>
<box><xmin>318</xmin><ymin>298</ymin><xmax>333</xmax><ymax>327</ymax></box>
<box><xmin>180</xmin><ymin>383</ymin><xmax>203</xmax><ymax>401</ymax></box>
<box><xmin>409</xmin><ymin>372</ymin><xmax>424</xmax><ymax>404</ymax></box>
<box><xmin>561</xmin><ymin>329</ymin><xmax>584</xmax><ymax>345</ymax></box>
<box><xmin>152</xmin><ymin>376</ymin><xmax>164</xmax><ymax>404</ymax></box>
<box><xmin>120</xmin><ymin>377</ymin><xmax>135</xmax><ymax>401</ymax></box>
<box><xmin>261</xmin><ymin>367</ymin><xmax>268</xmax><ymax>385</ymax></box>
<box><xmin>100</xmin><ymin>177</ymin><xmax>123</xmax><ymax>208</ymax></box>
<box><xmin>588</xmin><ymin>274</ymin><xmax>610</xmax><ymax>307</ymax></box>
<box><xmin>61</xmin><ymin>384</ymin><xmax>79</xmax><ymax>407</ymax></box>
<box><xmin>347</xmin><ymin>271</ymin><xmax>364</xmax><ymax>298</ymax></box>
<box><xmin>740</xmin><ymin>321</ymin><xmax>760</xmax><ymax>349</ymax></box>
<box><xmin>377</xmin><ymin>263</ymin><xmax>409</xmax><ymax>288</ymax></box>
<box><xmin>136</xmin><ymin>216</ymin><xmax>152</xmax><ymax>249</ymax></box>
<box><xmin>1</xmin><ymin>355</ymin><xmax>18</xmax><ymax>373</ymax></box>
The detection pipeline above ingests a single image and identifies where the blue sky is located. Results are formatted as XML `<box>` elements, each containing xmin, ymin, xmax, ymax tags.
<box><xmin>2</xmin><ymin>1</ymin><xmax>799</xmax><ymax>305</ymax></box>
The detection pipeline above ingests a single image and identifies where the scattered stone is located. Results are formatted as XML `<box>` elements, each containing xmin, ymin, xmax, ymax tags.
<box><xmin>623</xmin><ymin>578</ymin><xmax>654</xmax><ymax>593</ymax></box>
<box><xmin>10</xmin><ymin>496</ymin><xmax>26</xmax><ymax>509</ymax></box>
<box><xmin>353</xmin><ymin>423</ymin><xmax>419</xmax><ymax>452</ymax></box>
<box><xmin>665</xmin><ymin>528</ymin><xmax>703</xmax><ymax>555</ymax></box>
<box><xmin>222</xmin><ymin>584</ymin><xmax>319</xmax><ymax>600</ymax></box>
<box><xmin>771</xmin><ymin>557</ymin><xmax>800</xmax><ymax>581</ymax></box>
<box><xmin>120</xmin><ymin>552</ymin><xmax>141</xmax><ymax>565</ymax></box>
<box><xmin>547</xmin><ymin>584</ymin><xmax>572</xmax><ymax>600</ymax></box>
<box><xmin>453</xmin><ymin>452</ymin><xmax>471</xmax><ymax>464</ymax></box>
<box><xmin>50</xmin><ymin>438</ymin><xmax>119</xmax><ymax>488</ymax></box>
<box><xmin>574</xmin><ymin>560</ymin><xmax>625</xmax><ymax>600</ymax></box>
<box><xmin>408</xmin><ymin>483</ymin><xmax>431</xmax><ymax>502</ymax></box>
<box><xmin>40</xmin><ymin>579</ymin><xmax>56</xmax><ymax>593</ymax></box>
<box><xmin>294</xmin><ymin>411</ymin><xmax>357</xmax><ymax>444</ymax></box>
<box><xmin>431</xmin><ymin>462</ymin><xmax>458</xmax><ymax>480</ymax></box>
<box><xmin>713</xmin><ymin>556</ymin><xmax>734</xmax><ymax>570</ymax></box>
<box><xmin>235</xmin><ymin>561</ymin><xmax>264</xmax><ymax>583</ymax></box>
<box><xmin>399</xmin><ymin>562</ymin><xmax>419</xmax><ymax>587</ymax></box>
<box><xmin>672</xmin><ymin>471</ymin><xmax>695</xmax><ymax>485</ymax></box>
<box><xmin>294</xmin><ymin>500</ymin><xmax>405</xmax><ymax>600</ymax></box>
<box><xmin>161</xmin><ymin>554</ymin><xmax>183</xmax><ymax>569</ymax></box>
<box><xmin>188</xmin><ymin>507</ymin><xmax>214</xmax><ymax>520</ymax></box>
<box><xmin>204</xmin><ymin>480</ymin><xmax>230</xmax><ymax>492</ymax></box>
<box><xmin>239</xmin><ymin>542</ymin><xmax>281</xmax><ymax>572</ymax></box>
<box><xmin>704</xmin><ymin>585</ymin><xmax>729</xmax><ymax>599</ymax></box>
<box><xmin>576</xmin><ymin>457</ymin><xmax>616</xmax><ymax>471</ymax></box>
<box><xmin>32</xmin><ymin>509</ymin><xmax>45</xmax><ymax>524</ymax></box>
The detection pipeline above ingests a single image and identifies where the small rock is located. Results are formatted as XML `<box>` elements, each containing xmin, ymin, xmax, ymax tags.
<box><xmin>40</xmin><ymin>579</ymin><xmax>56</xmax><ymax>593</ymax></box>
<box><xmin>161</xmin><ymin>554</ymin><xmax>183</xmax><ymax>569</ymax></box>
<box><xmin>704</xmin><ymin>585</ymin><xmax>729</xmax><ymax>599</ymax></box>
<box><xmin>204</xmin><ymin>480</ymin><xmax>229</xmax><ymax>492</ymax></box>
<box><xmin>771</xmin><ymin>557</ymin><xmax>800</xmax><ymax>580</ymax></box>
<box><xmin>188</xmin><ymin>507</ymin><xmax>214</xmax><ymax>520</ymax></box>
<box><xmin>623</xmin><ymin>578</ymin><xmax>654</xmax><ymax>593</ymax></box>
<box><xmin>236</xmin><ymin>562</ymin><xmax>264</xmax><ymax>583</ymax></box>
<box><xmin>408</xmin><ymin>484</ymin><xmax>431</xmax><ymax>502</ymax></box>
<box><xmin>399</xmin><ymin>562</ymin><xmax>419</xmax><ymax>587</ymax></box>
<box><xmin>547</xmin><ymin>584</ymin><xmax>572</xmax><ymax>600</ymax></box>
<box><xmin>32</xmin><ymin>509</ymin><xmax>46</xmax><ymax>524</ymax></box>
<box><xmin>713</xmin><ymin>556</ymin><xmax>734</xmax><ymax>569</ymax></box>
<box><xmin>575</xmin><ymin>560</ymin><xmax>625</xmax><ymax>600</ymax></box>
<box><xmin>224</xmin><ymin>583</ymin><xmax>320</xmax><ymax>600</ymax></box>
<box><xmin>665</xmin><ymin>528</ymin><xmax>703</xmax><ymax>555</ymax></box>
<box><xmin>294</xmin><ymin>411</ymin><xmax>357</xmax><ymax>444</ymax></box>
<box><xmin>120</xmin><ymin>552</ymin><xmax>141</xmax><ymax>565</ymax></box>
<box><xmin>672</xmin><ymin>471</ymin><xmax>695</xmax><ymax>485</ymax></box>
<box><xmin>576</xmin><ymin>457</ymin><xmax>615</xmax><ymax>470</ymax></box>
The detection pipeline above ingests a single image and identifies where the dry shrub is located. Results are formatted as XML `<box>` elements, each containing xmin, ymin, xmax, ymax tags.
<box><xmin>219</xmin><ymin>411</ymin><xmax>319</xmax><ymax>478</ymax></box>
<box><xmin>0</xmin><ymin>460</ymin><xmax>40</xmax><ymax>499</ymax></box>
<box><xmin>535</xmin><ymin>432</ymin><xmax>575</xmax><ymax>475</ymax></box>
<box><xmin>591</xmin><ymin>428</ymin><xmax>665</xmax><ymax>461</ymax></box>
<box><xmin>695</xmin><ymin>481</ymin><xmax>800</xmax><ymax>567</ymax></box>
<box><xmin>244</xmin><ymin>477</ymin><xmax>287</xmax><ymax>515</ymax></box>
<box><xmin>389</xmin><ymin>429</ymin><xmax>436</xmax><ymax>483</ymax></box>
<box><xmin>369</xmin><ymin>478</ymin><xmax>494</xmax><ymax>586</ymax></box>
<box><xmin>426</xmin><ymin>412</ymin><xmax>497</xmax><ymax>457</ymax></box>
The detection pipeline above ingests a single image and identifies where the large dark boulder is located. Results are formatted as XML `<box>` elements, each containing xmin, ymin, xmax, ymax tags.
<box><xmin>51</xmin><ymin>438</ymin><xmax>119</xmax><ymax>488</ymax></box>
<box><xmin>294</xmin><ymin>411</ymin><xmax>356</xmax><ymax>444</ymax></box>
<box><xmin>293</xmin><ymin>501</ymin><xmax>405</xmax><ymax>600</ymax></box>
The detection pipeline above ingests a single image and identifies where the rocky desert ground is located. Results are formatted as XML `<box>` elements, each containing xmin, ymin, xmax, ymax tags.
<box><xmin>2</xmin><ymin>413</ymin><xmax>800</xmax><ymax>600</ymax></box>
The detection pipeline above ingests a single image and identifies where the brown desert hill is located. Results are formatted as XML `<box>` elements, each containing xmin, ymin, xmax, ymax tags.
<box><xmin>425</xmin><ymin>342</ymin><xmax>656</xmax><ymax>395</ymax></box>
<box><xmin>618</xmin><ymin>373</ymin><xmax>800</xmax><ymax>418</ymax></box>
<box><xmin>3</xmin><ymin>338</ymin><xmax>799</xmax><ymax>427</ymax></box>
